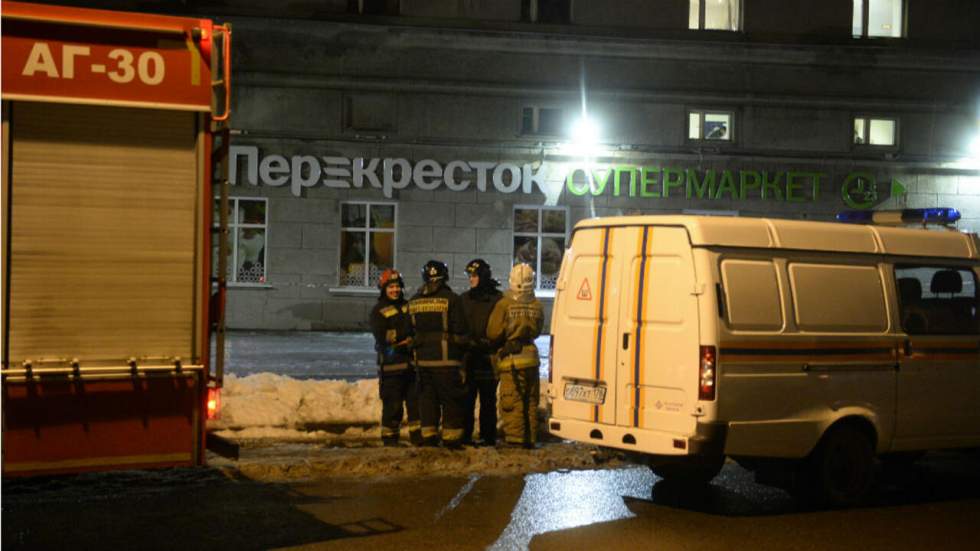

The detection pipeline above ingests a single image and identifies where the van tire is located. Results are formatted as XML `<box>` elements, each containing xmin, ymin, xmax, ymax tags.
<box><xmin>798</xmin><ymin>425</ymin><xmax>875</xmax><ymax>508</ymax></box>
<box><xmin>648</xmin><ymin>456</ymin><xmax>724</xmax><ymax>485</ymax></box>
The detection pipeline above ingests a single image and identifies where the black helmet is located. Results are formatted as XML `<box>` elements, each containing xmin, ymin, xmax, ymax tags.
<box><xmin>421</xmin><ymin>260</ymin><xmax>448</xmax><ymax>283</ymax></box>
<box><xmin>465</xmin><ymin>259</ymin><xmax>492</xmax><ymax>281</ymax></box>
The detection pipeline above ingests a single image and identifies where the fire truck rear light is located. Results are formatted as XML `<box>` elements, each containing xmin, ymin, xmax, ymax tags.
<box><xmin>699</xmin><ymin>345</ymin><xmax>716</xmax><ymax>401</ymax></box>
<box><xmin>207</xmin><ymin>388</ymin><xmax>221</xmax><ymax>420</ymax></box>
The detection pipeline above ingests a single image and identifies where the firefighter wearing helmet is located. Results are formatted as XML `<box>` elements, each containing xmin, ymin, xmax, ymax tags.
<box><xmin>486</xmin><ymin>262</ymin><xmax>544</xmax><ymax>448</ymax></box>
<box><xmin>369</xmin><ymin>268</ymin><xmax>421</xmax><ymax>446</ymax></box>
<box><xmin>408</xmin><ymin>260</ymin><xmax>470</xmax><ymax>448</ymax></box>
<box><xmin>460</xmin><ymin>259</ymin><xmax>503</xmax><ymax>446</ymax></box>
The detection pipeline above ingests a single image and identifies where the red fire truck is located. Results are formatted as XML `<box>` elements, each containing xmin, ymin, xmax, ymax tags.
<box><xmin>1</xmin><ymin>1</ymin><xmax>232</xmax><ymax>475</ymax></box>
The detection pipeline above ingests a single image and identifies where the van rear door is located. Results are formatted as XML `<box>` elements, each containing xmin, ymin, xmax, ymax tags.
<box><xmin>552</xmin><ymin>224</ymin><xmax>701</xmax><ymax>436</ymax></box>
<box><xmin>615</xmin><ymin>226</ymin><xmax>700</xmax><ymax>435</ymax></box>
<box><xmin>552</xmin><ymin>226</ymin><xmax>628</xmax><ymax>425</ymax></box>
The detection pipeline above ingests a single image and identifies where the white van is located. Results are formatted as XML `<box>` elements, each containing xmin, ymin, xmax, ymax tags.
<box><xmin>547</xmin><ymin>212</ymin><xmax>980</xmax><ymax>506</ymax></box>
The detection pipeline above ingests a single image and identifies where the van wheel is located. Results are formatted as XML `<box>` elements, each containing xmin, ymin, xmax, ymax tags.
<box><xmin>799</xmin><ymin>425</ymin><xmax>875</xmax><ymax>508</ymax></box>
<box><xmin>649</xmin><ymin>456</ymin><xmax>724</xmax><ymax>485</ymax></box>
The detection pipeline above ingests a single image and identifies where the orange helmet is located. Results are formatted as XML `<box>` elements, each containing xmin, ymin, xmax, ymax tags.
<box><xmin>378</xmin><ymin>268</ymin><xmax>404</xmax><ymax>290</ymax></box>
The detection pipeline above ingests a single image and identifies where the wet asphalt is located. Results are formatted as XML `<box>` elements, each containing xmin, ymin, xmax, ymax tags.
<box><xmin>4</xmin><ymin>451</ymin><xmax>980</xmax><ymax>550</ymax></box>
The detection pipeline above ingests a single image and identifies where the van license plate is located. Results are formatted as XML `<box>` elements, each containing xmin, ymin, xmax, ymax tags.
<box><xmin>564</xmin><ymin>383</ymin><xmax>607</xmax><ymax>405</ymax></box>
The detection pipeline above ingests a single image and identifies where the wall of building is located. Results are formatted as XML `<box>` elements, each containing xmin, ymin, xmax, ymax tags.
<box><xmin>209</xmin><ymin>4</ymin><xmax>980</xmax><ymax>331</ymax></box>
<box><xmin>30</xmin><ymin>0</ymin><xmax>980</xmax><ymax>332</ymax></box>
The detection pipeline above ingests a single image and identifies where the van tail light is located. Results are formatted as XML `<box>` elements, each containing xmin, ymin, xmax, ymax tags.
<box><xmin>548</xmin><ymin>335</ymin><xmax>555</xmax><ymax>384</ymax></box>
<box><xmin>207</xmin><ymin>387</ymin><xmax>221</xmax><ymax>420</ymax></box>
<box><xmin>698</xmin><ymin>346</ymin><xmax>716</xmax><ymax>401</ymax></box>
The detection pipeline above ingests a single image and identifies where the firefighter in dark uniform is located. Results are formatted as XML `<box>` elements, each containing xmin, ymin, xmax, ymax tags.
<box><xmin>487</xmin><ymin>263</ymin><xmax>544</xmax><ymax>448</ymax></box>
<box><xmin>370</xmin><ymin>269</ymin><xmax>421</xmax><ymax>446</ymax></box>
<box><xmin>460</xmin><ymin>259</ymin><xmax>503</xmax><ymax>446</ymax></box>
<box><xmin>408</xmin><ymin>260</ymin><xmax>470</xmax><ymax>448</ymax></box>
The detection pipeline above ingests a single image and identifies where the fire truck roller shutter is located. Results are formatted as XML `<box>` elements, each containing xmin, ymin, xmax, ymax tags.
<box><xmin>7</xmin><ymin>101</ymin><xmax>199</xmax><ymax>364</ymax></box>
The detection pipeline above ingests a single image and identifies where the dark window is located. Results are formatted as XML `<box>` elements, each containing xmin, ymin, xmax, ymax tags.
<box><xmin>521</xmin><ymin>106</ymin><xmax>565</xmax><ymax>136</ymax></box>
<box><xmin>353</xmin><ymin>0</ymin><xmax>399</xmax><ymax>15</ymax></box>
<box><xmin>896</xmin><ymin>266</ymin><xmax>978</xmax><ymax>335</ymax></box>
<box><xmin>522</xmin><ymin>0</ymin><xmax>570</xmax><ymax>24</ymax></box>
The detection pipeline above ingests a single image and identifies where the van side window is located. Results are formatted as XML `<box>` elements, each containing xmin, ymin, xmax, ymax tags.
<box><xmin>895</xmin><ymin>266</ymin><xmax>978</xmax><ymax>335</ymax></box>
<box><xmin>788</xmin><ymin>263</ymin><xmax>888</xmax><ymax>333</ymax></box>
<box><xmin>721</xmin><ymin>259</ymin><xmax>783</xmax><ymax>331</ymax></box>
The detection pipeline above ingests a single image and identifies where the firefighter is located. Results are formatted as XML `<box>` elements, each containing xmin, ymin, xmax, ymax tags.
<box><xmin>369</xmin><ymin>269</ymin><xmax>421</xmax><ymax>447</ymax></box>
<box><xmin>408</xmin><ymin>260</ymin><xmax>470</xmax><ymax>448</ymax></box>
<box><xmin>460</xmin><ymin>259</ymin><xmax>504</xmax><ymax>446</ymax></box>
<box><xmin>487</xmin><ymin>263</ymin><xmax>544</xmax><ymax>448</ymax></box>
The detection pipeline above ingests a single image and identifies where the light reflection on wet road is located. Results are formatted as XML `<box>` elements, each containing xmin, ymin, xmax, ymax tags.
<box><xmin>490</xmin><ymin>468</ymin><xmax>653</xmax><ymax>550</ymax></box>
<box><xmin>4</xmin><ymin>452</ymin><xmax>979</xmax><ymax>550</ymax></box>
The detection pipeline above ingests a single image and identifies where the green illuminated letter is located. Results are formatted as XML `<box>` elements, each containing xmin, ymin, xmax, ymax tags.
<box><xmin>739</xmin><ymin>170</ymin><xmax>761</xmax><ymax>200</ymax></box>
<box><xmin>761</xmin><ymin>171</ymin><xmax>785</xmax><ymax>201</ymax></box>
<box><xmin>614</xmin><ymin>166</ymin><xmax>637</xmax><ymax>197</ymax></box>
<box><xmin>786</xmin><ymin>172</ymin><xmax>806</xmax><ymax>202</ymax></box>
<box><xmin>714</xmin><ymin>170</ymin><xmax>737</xmax><ymax>199</ymax></box>
<box><xmin>663</xmin><ymin>168</ymin><xmax>684</xmax><ymax>198</ymax></box>
<box><xmin>640</xmin><ymin>167</ymin><xmax>660</xmax><ymax>198</ymax></box>
<box><xmin>591</xmin><ymin>168</ymin><xmax>612</xmax><ymax>196</ymax></box>
<box><xmin>566</xmin><ymin>168</ymin><xmax>590</xmax><ymax>196</ymax></box>
<box><xmin>686</xmin><ymin>169</ymin><xmax>715</xmax><ymax>199</ymax></box>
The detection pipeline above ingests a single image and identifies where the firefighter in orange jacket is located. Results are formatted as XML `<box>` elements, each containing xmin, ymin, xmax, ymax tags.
<box><xmin>487</xmin><ymin>263</ymin><xmax>544</xmax><ymax>448</ymax></box>
<box><xmin>370</xmin><ymin>269</ymin><xmax>421</xmax><ymax>446</ymax></box>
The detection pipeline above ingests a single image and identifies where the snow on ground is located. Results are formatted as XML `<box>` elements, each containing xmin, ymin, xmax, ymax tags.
<box><xmin>209</xmin><ymin>372</ymin><xmax>551</xmax><ymax>437</ymax></box>
<box><xmin>208</xmin><ymin>331</ymin><xmax>591</xmax><ymax>480</ymax></box>
<box><xmin>205</xmin><ymin>372</ymin><xmax>621</xmax><ymax>480</ymax></box>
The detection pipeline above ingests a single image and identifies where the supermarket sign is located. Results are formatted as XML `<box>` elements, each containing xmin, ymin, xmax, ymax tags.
<box><xmin>229</xmin><ymin>146</ymin><xmax>904</xmax><ymax>209</ymax></box>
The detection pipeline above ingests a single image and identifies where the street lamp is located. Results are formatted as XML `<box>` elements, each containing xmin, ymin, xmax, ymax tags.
<box><xmin>558</xmin><ymin>115</ymin><xmax>602</xmax><ymax>159</ymax></box>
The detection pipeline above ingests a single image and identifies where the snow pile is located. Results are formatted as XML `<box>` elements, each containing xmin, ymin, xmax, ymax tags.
<box><xmin>210</xmin><ymin>372</ymin><xmax>551</xmax><ymax>438</ymax></box>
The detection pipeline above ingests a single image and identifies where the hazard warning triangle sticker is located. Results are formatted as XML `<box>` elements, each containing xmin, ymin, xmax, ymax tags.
<box><xmin>577</xmin><ymin>278</ymin><xmax>593</xmax><ymax>301</ymax></box>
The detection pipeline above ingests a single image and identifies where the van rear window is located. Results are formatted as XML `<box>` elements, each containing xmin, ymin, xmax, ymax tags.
<box><xmin>895</xmin><ymin>266</ymin><xmax>978</xmax><ymax>335</ymax></box>
<box><xmin>721</xmin><ymin>259</ymin><xmax>783</xmax><ymax>331</ymax></box>
<box><xmin>789</xmin><ymin>263</ymin><xmax>888</xmax><ymax>333</ymax></box>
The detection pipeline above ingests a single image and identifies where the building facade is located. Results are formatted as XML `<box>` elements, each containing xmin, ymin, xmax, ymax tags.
<box><xmin>42</xmin><ymin>0</ymin><xmax>980</xmax><ymax>330</ymax></box>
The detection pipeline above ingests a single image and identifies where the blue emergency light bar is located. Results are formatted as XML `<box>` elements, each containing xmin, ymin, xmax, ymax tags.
<box><xmin>836</xmin><ymin>208</ymin><xmax>961</xmax><ymax>226</ymax></box>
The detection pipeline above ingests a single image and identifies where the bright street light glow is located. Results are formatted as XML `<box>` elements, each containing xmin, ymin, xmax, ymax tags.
<box><xmin>570</xmin><ymin>116</ymin><xmax>600</xmax><ymax>146</ymax></box>
<box><xmin>969</xmin><ymin>134</ymin><xmax>980</xmax><ymax>158</ymax></box>
<box><xmin>558</xmin><ymin>115</ymin><xmax>603</xmax><ymax>159</ymax></box>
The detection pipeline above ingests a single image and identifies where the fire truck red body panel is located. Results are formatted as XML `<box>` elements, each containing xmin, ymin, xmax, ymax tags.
<box><xmin>1</xmin><ymin>1</ymin><xmax>230</xmax><ymax>476</ymax></box>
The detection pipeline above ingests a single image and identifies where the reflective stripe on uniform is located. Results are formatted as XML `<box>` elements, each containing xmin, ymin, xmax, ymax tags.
<box><xmin>442</xmin><ymin>427</ymin><xmax>464</xmax><ymax>441</ymax></box>
<box><xmin>422</xmin><ymin>426</ymin><xmax>440</xmax><ymax>438</ymax></box>
<box><xmin>381</xmin><ymin>427</ymin><xmax>399</xmax><ymax>437</ymax></box>
<box><xmin>381</xmin><ymin>362</ymin><xmax>409</xmax><ymax>372</ymax></box>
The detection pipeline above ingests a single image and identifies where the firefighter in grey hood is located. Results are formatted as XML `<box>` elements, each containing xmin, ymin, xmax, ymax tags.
<box><xmin>409</xmin><ymin>260</ymin><xmax>470</xmax><ymax>448</ymax></box>
<box><xmin>487</xmin><ymin>263</ymin><xmax>544</xmax><ymax>448</ymax></box>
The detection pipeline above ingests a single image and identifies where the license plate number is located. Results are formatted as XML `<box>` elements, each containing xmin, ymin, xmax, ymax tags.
<box><xmin>564</xmin><ymin>383</ymin><xmax>607</xmax><ymax>405</ymax></box>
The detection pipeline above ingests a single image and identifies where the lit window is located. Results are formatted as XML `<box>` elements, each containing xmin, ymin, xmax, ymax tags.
<box><xmin>214</xmin><ymin>197</ymin><xmax>268</xmax><ymax>285</ymax></box>
<box><xmin>513</xmin><ymin>206</ymin><xmax>568</xmax><ymax>291</ymax></box>
<box><xmin>340</xmin><ymin>202</ymin><xmax>397</xmax><ymax>287</ymax></box>
<box><xmin>853</xmin><ymin>0</ymin><xmax>904</xmax><ymax>38</ymax></box>
<box><xmin>688</xmin><ymin>110</ymin><xmax>733</xmax><ymax>141</ymax></box>
<box><xmin>521</xmin><ymin>106</ymin><xmax>566</xmax><ymax>136</ymax></box>
<box><xmin>689</xmin><ymin>0</ymin><xmax>741</xmax><ymax>31</ymax></box>
<box><xmin>854</xmin><ymin>116</ymin><xmax>898</xmax><ymax>146</ymax></box>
